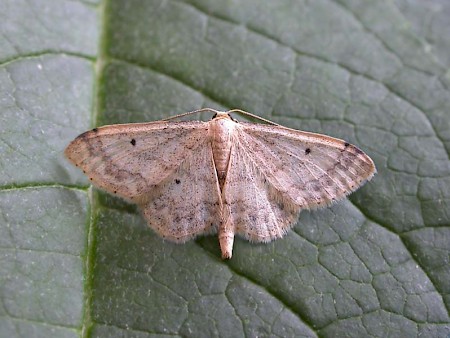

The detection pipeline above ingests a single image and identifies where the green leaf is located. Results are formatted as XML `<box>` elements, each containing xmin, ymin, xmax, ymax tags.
<box><xmin>1</xmin><ymin>0</ymin><xmax>449</xmax><ymax>337</ymax></box>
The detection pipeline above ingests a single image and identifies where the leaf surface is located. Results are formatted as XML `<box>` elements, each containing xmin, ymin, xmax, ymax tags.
<box><xmin>1</xmin><ymin>0</ymin><xmax>449</xmax><ymax>337</ymax></box>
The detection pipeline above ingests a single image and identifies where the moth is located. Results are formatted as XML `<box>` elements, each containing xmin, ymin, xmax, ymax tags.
<box><xmin>65</xmin><ymin>108</ymin><xmax>376</xmax><ymax>258</ymax></box>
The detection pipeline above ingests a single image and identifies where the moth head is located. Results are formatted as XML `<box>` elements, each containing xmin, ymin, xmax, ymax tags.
<box><xmin>212</xmin><ymin>111</ymin><xmax>235</xmax><ymax>121</ymax></box>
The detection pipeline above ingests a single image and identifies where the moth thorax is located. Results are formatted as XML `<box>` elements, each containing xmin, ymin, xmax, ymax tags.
<box><xmin>211</xmin><ymin>118</ymin><xmax>236</xmax><ymax>185</ymax></box>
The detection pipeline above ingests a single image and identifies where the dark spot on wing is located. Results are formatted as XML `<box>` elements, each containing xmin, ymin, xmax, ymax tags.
<box><xmin>212</xmin><ymin>113</ymin><xmax>217</xmax><ymax>119</ymax></box>
<box><xmin>353</xmin><ymin>146</ymin><xmax>364</xmax><ymax>155</ymax></box>
<box><xmin>305</xmin><ymin>148</ymin><xmax>311</xmax><ymax>155</ymax></box>
<box><xmin>344</xmin><ymin>142</ymin><xmax>350</xmax><ymax>147</ymax></box>
<box><xmin>92</xmin><ymin>128</ymin><xmax>98</xmax><ymax>132</ymax></box>
<box><xmin>175</xmin><ymin>179</ymin><xmax>181</xmax><ymax>184</ymax></box>
<box><xmin>130</xmin><ymin>138</ymin><xmax>136</xmax><ymax>146</ymax></box>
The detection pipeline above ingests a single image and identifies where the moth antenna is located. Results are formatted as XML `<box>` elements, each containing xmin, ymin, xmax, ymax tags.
<box><xmin>161</xmin><ymin>108</ymin><xmax>222</xmax><ymax>121</ymax></box>
<box><xmin>226</xmin><ymin>109</ymin><xmax>280</xmax><ymax>126</ymax></box>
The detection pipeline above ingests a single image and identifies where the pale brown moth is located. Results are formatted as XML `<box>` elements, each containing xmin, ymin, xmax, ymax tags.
<box><xmin>65</xmin><ymin>108</ymin><xmax>376</xmax><ymax>258</ymax></box>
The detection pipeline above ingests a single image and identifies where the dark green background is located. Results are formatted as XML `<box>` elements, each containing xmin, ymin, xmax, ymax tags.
<box><xmin>1</xmin><ymin>0</ymin><xmax>450</xmax><ymax>337</ymax></box>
